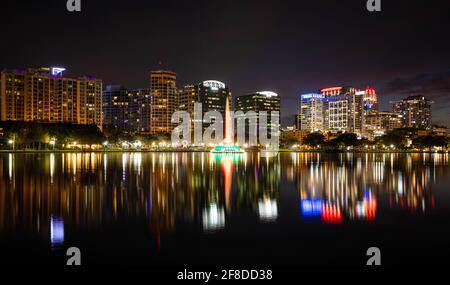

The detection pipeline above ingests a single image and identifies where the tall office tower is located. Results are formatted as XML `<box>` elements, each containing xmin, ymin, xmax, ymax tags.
<box><xmin>320</xmin><ymin>87</ymin><xmax>352</xmax><ymax>132</ymax></box>
<box><xmin>362</xmin><ymin>87</ymin><xmax>378</xmax><ymax>114</ymax></box>
<box><xmin>149</xmin><ymin>70</ymin><xmax>177</xmax><ymax>135</ymax></box>
<box><xmin>102</xmin><ymin>85</ymin><xmax>152</xmax><ymax>134</ymax></box>
<box><xmin>320</xmin><ymin>86</ymin><xmax>365</xmax><ymax>136</ymax></box>
<box><xmin>178</xmin><ymin>85</ymin><xmax>196</xmax><ymax>116</ymax></box>
<box><xmin>131</xmin><ymin>89</ymin><xmax>152</xmax><ymax>135</ymax></box>
<box><xmin>179</xmin><ymin>81</ymin><xmax>231</xmax><ymax>117</ymax></box>
<box><xmin>178</xmin><ymin>85</ymin><xmax>197</xmax><ymax>134</ymax></box>
<box><xmin>325</xmin><ymin>95</ymin><xmax>349</xmax><ymax>132</ymax></box>
<box><xmin>103</xmin><ymin>85</ymin><xmax>129</xmax><ymax>132</ymax></box>
<box><xmin>0</xmin><ymin>67</ymin><xmax>103</xmax><ymax>129</ymax></box>
<box><xmin>298</xmin><ymin>93</ymin><xmax>324</xmax><ymax>132</ymax></box>
<box><xmin>235</xmin><ymin>91</ymin><xmax>281</xmax><ymax>138</ymax></box>
<box><xmin>197</xmin><ymin>80</ymin><xmax>231</xmax><ymax>118</ymax></box>
<box><xmin>348</xmin><ymin>90</ymin><xmax>365</xmax><ymax>136</ymax></box>
<box><xmin>177</xmin><ymin>81</ymin><xmax>231</xmax><ymax>138</ymax></box>
<box><xmin>392</xmin><ymin>95</ymin><xmax>433</xmax><ymax>129</ymax></box>
<box><xmin>195</xmin><ymin>80</ymin><xmax>231</xmax><ymax>135</ymax></box>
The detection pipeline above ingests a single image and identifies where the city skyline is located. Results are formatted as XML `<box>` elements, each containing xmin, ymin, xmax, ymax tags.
<box><xmin>1</xmin><ymin>0</ymin><xmax>449</xmax><ymax>127</ymax></box>
<box><xmin>2</xmin><ymin>0</ymin><xmax>450</xmax><ymax>267</ymax></box>
<box><xmin>1</xmin><ymin>65</ymin><xmax>446</xmax><ymax>128</ymax></box>
<box><xmin>0</xmin><ymin>65</ymin><xmax>441</xmax><ymax>142</ymax></box>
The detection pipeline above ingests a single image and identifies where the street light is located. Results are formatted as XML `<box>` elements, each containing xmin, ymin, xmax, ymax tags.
<box><xmin>8</xmin><ymin>139</ymin><xmax>15</xmax><ymax>151</ymax></box>
<box><xmin>49</xmin><ymin>140</ymin><xmax>56</xmax><ymax>150</ymax></box>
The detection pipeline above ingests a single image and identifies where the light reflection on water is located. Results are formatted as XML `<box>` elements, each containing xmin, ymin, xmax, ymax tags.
<box><xmin>0</xmin><ymin>152</ymin><xmax>448</xmax><ymax>254</ymax></box>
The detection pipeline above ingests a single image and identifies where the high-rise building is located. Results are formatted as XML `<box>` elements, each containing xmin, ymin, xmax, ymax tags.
<box><xmin>235</xmin><ymin>91</ymin><xmax>280</xmax><ymax>114</ymax></box>
<box><xmin>103</xmin><ymin>85</ymin><xmax>128</xmax><ymax>132</ymax></box>
<box><xmin>320</xmin><ymin>86</ymin><xmax>365</xmax><ymax>136</ymax></box>
<box><xmin>234</xmin><ymin>91</ymin><xmax>280</xmax><ymax>138</ymax></box>
<box><xmin>149</xmin><ymin>70</ymin><xmax>177</xmax><ymax>135</ymax></box>
<box><xmin>321</xmin><ymin>87</ymin><xmax>351</xmax><ymax>133</ymax></box>
<box><xmin>178</xmin><ymin>85</ymin><xmax>196</xmax><ymax>116</ymax></box>
<box><xmin>362</xmin><ymin>87</ymin><xmax>378</xmax><ymax>114</ymax></box>
<box><xmin>178</xmin><ymin>85</ymin><xmax>199</xmax><ymax>136</ymax></box>
<box><xmin>131</xmin><ymin>89</ymin><xmax>152</xmax><ymax>134</ymax></box>
<box><xmin>298</xmin><ymin>93</ymin><xmax>324</xmax><ymax>132</ymax></box>
<box><xmin>179</xmin><ymin>80</ymin><xmax>231</xmax><ymax>135</ymax></box>
<box><xmin>0</xmin><ymin>67</ymin><xmax>102</xmax><ymax>129</ymax></box>
<box><xmin>179</xmin><ymin>81</ymin><xmax>232</xmax><ymax>117</ymax></box>
<box><xmin>348</xmin><ymin>90</ymin><xmax>365</xmax><ymax>136</ymax></box>
<box><xmin>392</xmin><ymin>95</ymin><xmax>433</xmax><ymax>129</ymax></box>
<box><xmin>102</xmin><ymin>85</ymin><xmax>151</xmax><ymax>134</ymax></box>
<box><xmin>198</xmin><ymin>80</ymin><xmax>231</xmax><ymax>118</ymax></box>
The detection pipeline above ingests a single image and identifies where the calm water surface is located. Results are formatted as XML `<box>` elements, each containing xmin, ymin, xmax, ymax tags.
<box><xmin>0</xmin><ymin>152</ymin><xmax>449</xmax><ymax>264</ymax></box>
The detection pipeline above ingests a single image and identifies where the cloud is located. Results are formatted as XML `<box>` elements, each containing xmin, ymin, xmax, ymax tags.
<box><xmin>380</xmin><ymin>71</ymin><xmax>450</xmax><ymax>110</ymax></box>
<box><xmin>379</xmin><ymin>71</ymin><xmax>450</xmax><ymax>127</ymax></box>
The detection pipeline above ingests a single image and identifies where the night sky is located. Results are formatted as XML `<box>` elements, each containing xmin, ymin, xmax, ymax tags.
<box><xmin>1</xmin><ymin>0</ymin><xmax>450</xmax><ymax>126</ymax></box>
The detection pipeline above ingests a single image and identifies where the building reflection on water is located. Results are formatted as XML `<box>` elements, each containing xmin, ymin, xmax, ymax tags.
<box><xmin>288</xmin><ymin>153</ymin><xmax>448</xmax><ymax>223</ymax></box>
<box><xmin>0</xmin><ymin>152</ymin><xmax>448</xmax><ymax>247</ymax></box>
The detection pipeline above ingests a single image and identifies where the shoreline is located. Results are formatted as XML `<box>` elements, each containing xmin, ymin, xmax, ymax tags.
<box><xmin>0</xmin><ymin>149</ymin><xmax>448</xmax><ymax>154</ymax></box>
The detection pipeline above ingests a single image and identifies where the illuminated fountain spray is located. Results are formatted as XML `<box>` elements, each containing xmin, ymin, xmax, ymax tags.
<box><xmin>224</xmin><ymin>95</ymin><xmax>232</xmax><ymax>145</ymax></box>
<box><xmin>211</xmin><ymin>96</ymin><xmax>244</xmax><ymax>153</ymax></box>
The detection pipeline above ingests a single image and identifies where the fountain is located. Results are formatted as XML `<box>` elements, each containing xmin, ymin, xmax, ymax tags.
<box><xmin>210</xmin><ymin>96</ymin><xmax>244</xmax><ymax>153</ymax></box>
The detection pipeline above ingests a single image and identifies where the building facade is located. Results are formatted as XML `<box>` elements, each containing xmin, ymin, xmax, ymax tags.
<box><xmin>179</xmin><ymin>80</ymin><xmax>231</xmax><ymax>135</ymax></box>
<box><xmin>320</xmin><ymin>86</ymin><xmax>365</xmax><ymax>136</ymax></box>
<box><xmin>149</xmin><ymin>70</ymin><xmax>178</xmax><ymax>135</ymax></box>
<box><xmin>178</xmin><ymin>85</ymin><xmax>196</xmax><ymax>116</ymax></box>
<box><xmin>102</xmin><ymin>85</ymin><xmax>151</xmax><ymax>134</ymax></box>
<box><xmin>179</xmin><ymin>81</ymin><xmax>232</xmax><ymax>118</ymax></box>
<box><xmin>364</xmin><ymin>111</ymin><xmax>402</xmax><ymax>139</ymax></box>
<box><xmin>392</xmin><ymin>95</ymin><xmax>433</xmax><ymax>129</ymax></box>
<box><xmin>103</xmin><ymin>85</ymin><xmax>128</xmax><ymax>132</ymax></box>
<box><xmin>234</xmin><ymin>91</ymin><xmax>280</xmax><ymax>139</ymax></box>
<box><xmin>234</xmin><ymin>91</ymin><xmax>280</xmax><ymax>114</ymax></box>
<box><xmin>298</xmin><ymin>93</ymin><xmax>324</xmax><ymax>132</ymax></box>
<box><xmin>131</xmin><ymin>89</ymin><xmax>152</xmax><ymax>134</ymax></box>
<box><xmin>0</xmin><ymin>67</ymin><xmax>102</xmax><ymax>129</ymax></box>
<box><xmin>197</xmin><ymin>80</ymin><xmax>231</xmax><ymax>118</ymax></box>
<box><xmin>362</xmin><ymin>87</ymin><xmax>378</xmax><ymax>114</ymax></box>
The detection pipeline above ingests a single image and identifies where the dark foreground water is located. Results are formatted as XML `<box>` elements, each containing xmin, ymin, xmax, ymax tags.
<box><xmin>0</xmin><ymin>152</ymin><xmax>449</xmax><ymax>265</ymax></box>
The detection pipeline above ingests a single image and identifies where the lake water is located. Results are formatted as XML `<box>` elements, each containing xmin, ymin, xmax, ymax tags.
<box><xmin>0</xmin><ymin>152</ymin><xmax>449</xmax><ymax>265</ymax></box>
